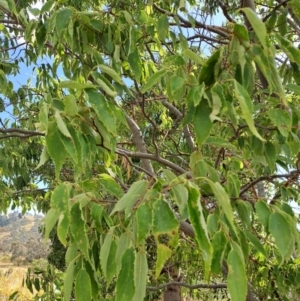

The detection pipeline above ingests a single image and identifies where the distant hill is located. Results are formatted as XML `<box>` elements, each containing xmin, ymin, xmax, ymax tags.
<box><xmin>0</xmin><ymin>212</ymin><xmax>49</xmax><ymax>263</ymax></box>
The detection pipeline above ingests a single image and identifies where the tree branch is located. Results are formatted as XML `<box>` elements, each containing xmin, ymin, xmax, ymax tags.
<box><xmin>0</xmin><ymin>128</ymin><xmax>44</xmax><ymax>139</ymax></box>
<box><xmin>239</xmin><ymin>172</ymin><xmax>297</xmax><ymax>196</ymax></box>
<box><xmin>147</xmin><ymin>281</ymin><xmax>227</xmax><ymax>291</ymax></box>
<box><xmin>124</xmin><ymin>114</ymin><xmax>155</xmax><ymax>177</ymax></box>
<box><xmin>116</xmin><ymin>148</ymin><xmax>187</xmax><ymax>174</ymax></box>
<box><xmin>217</xmin><ymin>0</ymin><xmax>235</xmax><ymax>23</ymax></box>
<box><xmin>153</xmin><ymin>4</ymin><xmax>229</xmax><ymax>38</ymax></box>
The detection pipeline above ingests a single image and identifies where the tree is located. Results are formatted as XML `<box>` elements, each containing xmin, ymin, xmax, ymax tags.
<box><xmin>1</xmin><ymin>0</ymin><xmax>300</xmax><ymax>300</ymax></box>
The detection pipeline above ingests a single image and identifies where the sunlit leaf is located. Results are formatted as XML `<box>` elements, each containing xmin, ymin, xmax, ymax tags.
<box><xmin>155</xmin><ymin>244</ymin><xmax>172</xmax><ymax>279</ymax></box>
<box><xmin>234</xmin><ymin>80</ymin><xmax>265</xmax><ymax>141</ymax></box>
<box><xmin>111</xmin><ymin>180</ymin><xmax>148</xmax><ymax>217</ymax></box>
<box><xmin>141</xmin><ymin>69</ymin><xmax>169</xmax><ymax>93</ymax></box>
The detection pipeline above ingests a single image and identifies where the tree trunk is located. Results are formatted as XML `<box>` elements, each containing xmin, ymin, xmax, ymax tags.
<box><xmin>163</xmin><ymin>266</ymin><xmax>182</xmax><ymax>301</ymax></box>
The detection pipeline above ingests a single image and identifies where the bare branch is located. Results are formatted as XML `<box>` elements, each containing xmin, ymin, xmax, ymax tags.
<box><xmin>153</xmin><ymin>4</ymin><xmax>229</xmax><ymax>38</ymax></box>
<box><xmin>147</xmin><ymin>281</ymin><xmax>227</xmax><ymax>291</ymax></box>
<box><xmin>116</xmin><ymin>148</ymin><xmax>187</xmax><ymax>174</ymax></box>
<box><xmin>217</xmin><ymin>1</ymin><xmax>235</xmax><ymax>23</ymax></box>
<box><xmin>240</xmin><ymin>171</ymin><xmax>299</xmax><ymax>196</ymax></box>
<box><xmin>0</xmin><ymin>128</ymin><xmax>44</xmax><ymax>139</ymax></box>
<box><xmin>124</xmin><ymin>114</ymin><xmax>155</xmax><ymax>177</ymax></box>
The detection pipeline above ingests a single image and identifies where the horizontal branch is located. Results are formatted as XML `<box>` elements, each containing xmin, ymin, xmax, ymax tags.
<box><xmin>239</xmin><ymin>171</ymin><xmax>298</xmax><ymax>196</ymax></box>
<box><xmin>0</xmin><ymin>128</ymin><xmax>44</xmax><ymax>136</ymax></box>
<box><xmin>153</xmin><ymin>4</ymin><xmax>229</xmax><ymax>38</ymax></box>
<box><xmin>116</xmin><ymin>148</ymin><xmax>187</xmax><ymax>174</ymax></box>
<box><xmin>147</xmin><ymin>281</ymin><xmax>226</xmax><ymax>291</ymax></box>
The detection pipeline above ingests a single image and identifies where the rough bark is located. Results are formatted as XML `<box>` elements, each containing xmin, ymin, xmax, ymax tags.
<box><xmin>163</xmin><ymin>266</ymin><xmax>182</xmax><ymax>301</ymax></box>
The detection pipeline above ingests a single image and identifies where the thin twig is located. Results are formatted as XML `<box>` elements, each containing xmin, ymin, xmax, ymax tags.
<box><xmin>147</xmin><ymin>281</ymin><xmax>227</xmax><ymax>291</ymax></box>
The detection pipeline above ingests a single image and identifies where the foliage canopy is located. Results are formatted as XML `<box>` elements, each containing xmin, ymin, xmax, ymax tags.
<box><xmin>1</xmin><ymin>0</ymin><xmax>300</xmax><ymax>300</ymax></box>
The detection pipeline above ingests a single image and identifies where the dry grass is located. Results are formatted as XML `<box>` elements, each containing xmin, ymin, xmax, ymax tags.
<box><xmin>0</xmin><ymin>264</ymin><xmax>33</xmax><ymax>301</ymax></box>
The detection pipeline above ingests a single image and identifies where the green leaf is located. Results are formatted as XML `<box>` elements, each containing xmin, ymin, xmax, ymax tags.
<box><xmin>90</xmin><ymin>19</ymin><xmax>103</xmax><ymax>31</ymax></box>
<box><xmin>186</xmin><ymin>84</ymin><xmax>205</xmax><ymax>107</ymax></box>
<box><xmin>164</xmin><ymin>169</ymin><xmax>188</xmax><ymax>217</ymax></box>
<box><xmin>38</xmin><ymin>102</ymin><xmax>48</xmax><ymax>131</ymax></box>
<box><xmin>69</xmin><ymin>203</ymin><xmax>89</xmax><ymax>260</ymax></box>
<box><xmin>57</xmin><ymin>213</ymin><xmax>69</xmax><ymax>247</ymax></box>
<box><xmin>64</xmin><ymin>258</ymin><xmax>75</xmax><ymax>301</ymax></box>
<box><xmin>186</xmin><ymin>183</ymin><xmax>212</xmax><ymax>279</ymax></box>
<box><xmin>206</xmin><ymin>180</ymin><xmax>236</xmax><ymax>234</ymax></box>
<box><xmin>107</xmin><ymin>239</ymin><xmax>117</xmax><ymax>285</ymax></box>
<box><xmin>183</xmin><ymin>49</ymin><xmax>205</xmax><ymax>64</ymax></box>
<box><xmin>51</xmin><ymin>183</ymin><xmax>69</xmax><ymax>212</ymax></box>
<box><xmin>95</xmin><ymin>77</ymin><xmax>117</xmax><ymax>97</ymax></box>
<box><xmin>286</xmin><ymin>83</ymin><xmax>300</xmax><ymax>94</ymax></box>
<box><xmin>277</xmin><ymin>13</ymin><xmax>288</xmax><ymax>36</ymax></box>
<box><xmin>207</xmin><ymin>213</ymin><xmax>219</xmax><ymax>235</ymax></box>
<box><xmin>236</xmin><ymin>200</ymin><xmax>252</xmax><ymax>229</ymax></box>
<box><xmin>205</xmin><ymin>137</ymin><xmax>236</xmax><ymax>150</ymax></box>
<box><xmin>0</xmin><ymin>0</ymin><xmax>9</xmax><ymax>11</ymax></box>
<box><xmin>116</xmin><ymin>248</ymin><xmax>135</xmax><ymax>301</ymax></box>
<box><xmin>59</xmin><ymin>80</ymin><xmax>95</xmax><ymax>90</ymax></box>
<box><xmin>56</xmin><ymin>8</ymin><xmax>72</xmax><ymax>35</ymax></box>
<box><xmin>35</xmin><ymin>146</ymin><xmax>49</xmax><ymax>170</ymax></box>
<box><xmin>265</xmin><ymin>141</ymin><xmax>277</xmax><ymax>171</ymax></box>
<box><xmin>275</xmin><ymin>34</ymin><xmax>300</xmax><ymax>66</ymax></box>
<box><xmin>46</xmin><ymin>121</ymin><xmax>67</xmax><ymax>177</ymax></box>
<box><xmin>234</xmin><ymin>80</ymin><xmax>265</xmax><ymax>141</ymax></box>
<box><xmin>133</xmin><ymin>250</ymin><xmax>148</xmax><ymax>301</ymax></box>
<box><xmin>155</xmin><ymin>244</ymin><xmax>172</xmax><ymax>279</ymax></box>
<box><xmin>269</xmin><ymin>212</ymin><xmax>294</xmax><ymax>263</ymax></box>
<box><xmin>233</xmin><ymin>23</ymin><xmax>249</xmax><ymax>43</ymax></box>
<box><xmin>240</xmin><ymin>8</ymin><xmax>268</xmax><ymax>50</ymax></box>
<box><xmin>100</xmin><ymin>228</ymin><xmax>114</xmax><ymax>278</ymax></box>
<box><xmin>199</xmin><ymin>48</ymin><xmax>223</xmax><ymax>85</ymax></box>
<box><xmin>194</xmin><ymin>98</ymin><xmax>213</xmax><ymax>146</ymax></box>
<box><xmin>98</xmin><ymin>64</ymin><xmax>124</xmax><ymax>85</ymax></box>
<box><xmin>58</xmin><ymin>132</ymin><xmax>78</xmax><ymax>164</ymax></box>
<box><xmin>152</xmin><ymin>198</ymin><xmax>179</xmax><ymax>235</ymax></box>
<box><xmin>136</xmin><ymin>202</ymin><xmax>152</xmax><ymax>243</ymax></box>
<box><xmin>65</xmin><ymin>244</ymin><xmax>79</xmax><ymax>266</ymax></box>
<box><xmin>211</xmin><ymin>230</ymin><xmax>226</xmax><ymax>275</ymax></box>
<box><xmin>110</xmin><ymin>180</ymin><xmax>148</xmax><ymax>217</ymax></box>
<box><xmin>99</xmin><ymin>174</ymin><xmax>123</xmax><ymax>198</ymax></box>
<box><xmin>226</xmin><ymin>172</ymin><xmax>241</xmax><ymax>198</ymax></box>
<box><xmin>268</xmin><ymin>108</ymin><xmax>292</xmax><ymax>137</ymax></box>
<box><xmin>41</xmin><ymin>0</ymin><xmax>55</xmax><ymax>14</ymax></box>
<box><xmin>266</xmin><ymin>11</ymin><xmax>277</xmax><ymax>31</ymax></box>
<box><xmin>63</xmin><ymin>95</ymin><xmax>79</xmax><ymax>117</ymax></box>
<box><xmin>44</xmin><ymin>208</ymin><xmax>59</xmax><ymax>241</ymax></box>
<box><xmin>128</xmin><ymin>49</ymin><xmax>143</xmax><ymax>81</ymax></box>
<box><xmin>227</xmin><ymin>249</ymin><xmax>247</xmax><ymax>301</ymax></box>
<box><xmin>210</xmin><ymin>83</ymin><xmax>225</xmax><ymax>121</ymax></box>
<box><xmin>255</xmin><ymin>201</ymin><xmax>271</xmax><ymax>232</ymax></box>
<box><xmin>141</xmin><ymin>69</ymin><xmax>169</xmax><ymax>93</ymax></box>
<box><xmin>75</xmin><ymin>269</ymin><xmax>92</xmax><ymax>301</ymax></box>
<box><xmin>169</xmin><ymin>75</ymin><xmax>185</xmax><ymax>95</ymax></box>
<box><xmin>116</xmin><ymin>233</ymin><xmax>132</xmax><ymax>274</ymax></box>
<box><xmin>86</xmin><ymin>89</ymin><xmax>117</xmax><ymax>135</ymax></box>
<box><xmin>157</xmin><ymin>15</ymin><xmax>169</xmax><ymax>40</ymax></box>
<box><xmin>90</xmin><ymin>203</ymin><xmax>103</xmax><ymax>232</ymax></box>
<box><xmin>245</xmin><ymin>231</ymin><xmax>267</xmax><ymax>257</ymax></box>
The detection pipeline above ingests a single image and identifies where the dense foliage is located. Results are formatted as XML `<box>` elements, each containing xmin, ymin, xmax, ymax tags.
<box><xmin>1</xmin><ymin>0</ymin><xmax>300</xmax><ymax>300</ymax></box>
